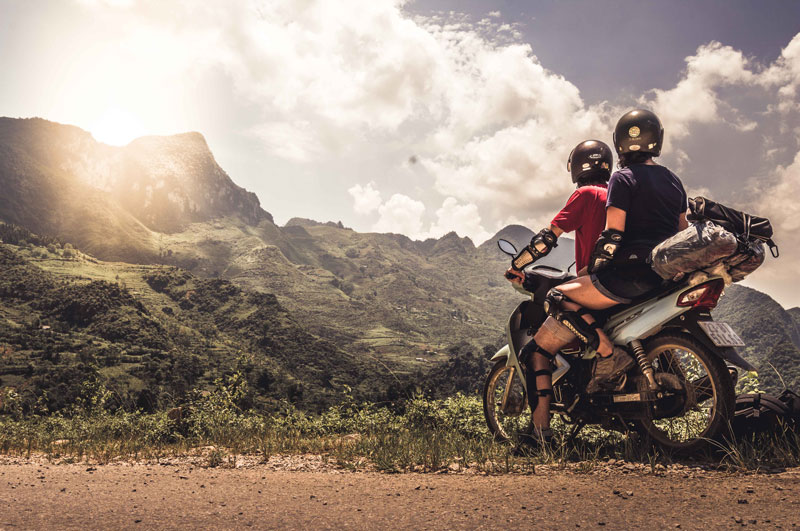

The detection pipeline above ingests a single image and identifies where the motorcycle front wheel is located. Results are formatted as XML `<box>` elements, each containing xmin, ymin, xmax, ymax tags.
<box><xmin>634</xmin><ymin>332</ymin><xmax>735</xmax><ymax>455</ymax></box>
<box><xmin>483</xmin><ymin>358</ymin><xmax>533</xmax><ymax>442</ymax></box>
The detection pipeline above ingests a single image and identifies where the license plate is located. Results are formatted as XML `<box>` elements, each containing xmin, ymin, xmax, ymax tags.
<box><xmin>613</xmin><ymin>393</ymin><xmax>643</xmax><ymax>403</ymax></box>
<box><xmin>698</xmin><ymin>321</ymin><xmax>745</xmax><ymax>347</ymax></box>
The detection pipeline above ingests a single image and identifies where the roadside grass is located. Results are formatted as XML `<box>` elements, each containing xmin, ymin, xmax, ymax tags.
<box><xmin>1</xmin><ymin>380</ymin><xmax>797</xmax><ymax>472</ymax></box>
<box><xmin>711</xmin><ymin>424</ymin><xmax>800</xmax><ymax>472</ymax></box>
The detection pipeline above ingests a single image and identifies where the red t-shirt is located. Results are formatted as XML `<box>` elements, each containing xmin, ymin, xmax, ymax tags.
<box><xmin>550</xmin><ymin>184</ymin><xmax>608</xmax><ymax>271</ymax></box>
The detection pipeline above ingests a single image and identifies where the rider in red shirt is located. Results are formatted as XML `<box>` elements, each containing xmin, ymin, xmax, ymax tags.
<box><xmin>507</xmin><ymin>139</ymin><xmax>613</xmax><ymax>279</ymax></box>
<box><xmin>505</xmin><ymin>139</ymin><xmax>613</xmax><ymax>448</ymax></box>
<box><xmin>550</xmin><ymin>179</ymin><xmax>608</xmax><ymax>274</ymax></box>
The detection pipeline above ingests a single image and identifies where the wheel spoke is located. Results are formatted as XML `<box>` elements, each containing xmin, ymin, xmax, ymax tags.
<box><xmin>485</xmin><ymin>362</ymin><xmax>531</xmax><ymax>441</ymax></box>
<box><xmin>646</xmin><ymin>340</ymin><xmax>720</xmax><ymax>447</ymax></box>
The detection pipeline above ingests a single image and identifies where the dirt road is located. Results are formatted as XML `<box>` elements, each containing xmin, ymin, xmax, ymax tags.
<box><xmin>2</xmin><ymin>458</ymin><xmax>799</xmax><ymax>529</ymax></box>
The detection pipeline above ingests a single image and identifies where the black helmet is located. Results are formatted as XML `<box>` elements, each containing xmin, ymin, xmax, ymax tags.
<box><xmin>567</xmin><ymin>139</ymin><xmax>613</xmax><ymax>184</ymax></box>
<box><xmin>613</xmin><ymin>109</ymin><xmax>664</xmax><ymax>156</ymax></box>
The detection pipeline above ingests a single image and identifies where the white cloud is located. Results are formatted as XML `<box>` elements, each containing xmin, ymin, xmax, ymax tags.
<box><xmin>761</xmin><ymin>33</ymin><xmax>800</xmax><ymax>114</ymax></box>
<box><xmin>428</xmin><ymin>197</ymin><xmax>491</xmax><ymax>244</ymax></box>
<box><xmin>760</xmin><ymin>151</ymin><xmax>800</xmax><ymax>233</ymax></box>
<box><xmin>357</xmin><ymin>191</ymin><xmax>491</xmax><ymax>244</ymax></box>
<box><xmin>745</xmin><ymin>150</ymin><xmax>800</xmax><ymax>307</ymax></box>
<box><xmin>646</xmin><ymin>42</ymin><xmax>754</xmax><ymax>140</ymax></box>
<box><xmin>348</xmin><ymin>182</ymin><xmax>383</xmax><ymax>215</ymax></box>
<box><xmin>372</xmin><ymin>193</ymin><xmax>426</xmax><ymax>237</ymax></box>
<box><xmin>76</xmin><ymin>0</ymin><xmax>134</xmax><ymax>7</ymax></box>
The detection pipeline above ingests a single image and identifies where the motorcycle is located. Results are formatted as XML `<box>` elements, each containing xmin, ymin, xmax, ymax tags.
<box><xmin>483</xmin><ymin>239</ymin><xmax>756</xmax><ymax>453</ymax></box>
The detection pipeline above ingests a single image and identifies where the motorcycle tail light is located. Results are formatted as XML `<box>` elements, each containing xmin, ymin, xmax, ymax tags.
<box><xmin>677</xmin><ymin>279</ymin><xmax>725</xmax><ymax>309</ymax></box>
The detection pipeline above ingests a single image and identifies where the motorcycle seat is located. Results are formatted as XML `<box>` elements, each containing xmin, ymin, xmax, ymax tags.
<box><xmin>594</xmin><ymin>281</ymin><xmax>682</xmax><ymax>324</ymax></box>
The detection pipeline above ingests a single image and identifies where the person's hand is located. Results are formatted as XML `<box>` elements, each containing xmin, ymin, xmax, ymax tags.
<box><xmin>505</xmin><ymin>267</ymin><xmax>524</xmax><ymax>285</ymax></box>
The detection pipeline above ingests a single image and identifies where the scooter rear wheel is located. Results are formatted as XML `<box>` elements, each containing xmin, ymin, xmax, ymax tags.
<box><xmin>634</xmin><ymin>332</ymin><xmax>735</xmax><ymax>455</ymax></box>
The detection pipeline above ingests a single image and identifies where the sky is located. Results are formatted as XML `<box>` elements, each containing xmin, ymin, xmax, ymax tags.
<box><xmin>1</xmin><ymin>0</ymin><xmax>799</xmax><ymax>307</ymax></box>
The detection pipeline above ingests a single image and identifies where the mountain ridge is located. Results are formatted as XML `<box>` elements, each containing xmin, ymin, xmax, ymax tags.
<box><xmin>0</xmin><ymin>117</ymin><xmax>273</xmax><ymax>261</ymax></box>
<box><xmin>1</xmin><ymin>117</ymin><xmax>797</xmax><ymax>404</ymax></box>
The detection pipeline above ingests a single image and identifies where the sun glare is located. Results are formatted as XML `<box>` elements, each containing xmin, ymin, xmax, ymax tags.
<box><xmin>89</xmin><ymin>108</ymin><xmax>146</xmax><ymax>146</ymax></box>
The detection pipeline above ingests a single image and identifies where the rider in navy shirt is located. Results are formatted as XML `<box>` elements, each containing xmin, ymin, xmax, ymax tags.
<box><xmin>607</xmin><ymin>165</ymin><xmax>688</xmax><ymax>252</ymax></box>
<box><xmin>591</xmin><ymin>163</ymin><xmax>688</xmax><ymax>304</ymax></box>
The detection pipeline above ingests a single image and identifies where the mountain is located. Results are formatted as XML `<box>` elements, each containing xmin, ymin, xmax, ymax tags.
<box><xmin>0</xmin><ymin>228</ymin><xmax>402</xmax><ymax>413</ymax></box>
<box><xmin>0</xmin><ymin>118</ymin><xmax>527</xmax><ymax>378</ymax></box>
<box><xmin>0</xmin><ymin>117</ymin><xmax>271</xmax><ymax>261</ymax></box>
<box><xmin>713</xmin><ymin>284</ymin><xmax>800</xmax><ymax>392</ymax></box>
<box><xmin>788</xmin><ymin>307</ymin><xmax>800</xmax><ymax>328</ymax></box>
<box><xmin>1</xmin><ymin>116</ymin><xmax>798</xmax><ymax>410</ymax></box>
<box><xmin>479</xmin><ymin>224</ymin><xmax>578</xmax><ymax>272</ymax></box>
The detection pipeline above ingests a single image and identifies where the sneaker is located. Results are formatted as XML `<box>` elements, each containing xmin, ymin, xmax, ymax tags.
<box><xmin>586</xmin><ymin>346</ymin><xmax>635</xmax><ymax>394</ymax></box>
<box><xmin>511</xmin><ymin>428</ymin><xmax>553</xmax><ymax>456</ymax></box>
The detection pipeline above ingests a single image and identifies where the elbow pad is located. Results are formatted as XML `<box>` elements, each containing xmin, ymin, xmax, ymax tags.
<box><xmin>588</xmin><ymin>229</ymin><xmax>624</xmax><ymax>274</ymax></box>
<box><xmin>511</xmin><ymin>228</ymin><xmax>559</xmax><ymax>271</ymax></box>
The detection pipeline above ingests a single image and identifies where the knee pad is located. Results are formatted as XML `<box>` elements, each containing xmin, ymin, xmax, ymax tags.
<box><xmin>542</xmin><ymin>316</ymin><xmax>577</xmax><ymax>343</ymax></box>
<box><xmin>519</xmin><ymin>338</ymin><xmax>556</xmax><ymax>366</ymax></box>
<box><xmin>543</xmin><ymin>288</ymin><xmax>601</xmax><ymax>350</ymax></box>
<box><xmin>519</xmin><ymin>339</ymin><xmax>556</xmax><ymax>411</ymax></box>
<box><xmin>543</xmin><ymin>287</ymin><xmax>567</xmax><ymax>316</ymax></box>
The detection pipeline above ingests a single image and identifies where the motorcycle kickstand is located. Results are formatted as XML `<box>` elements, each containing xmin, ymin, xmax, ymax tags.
<box><xmin>566</xmin><ymin>421</ymin><xmax>586</xmax><ymax>444</ymax></box>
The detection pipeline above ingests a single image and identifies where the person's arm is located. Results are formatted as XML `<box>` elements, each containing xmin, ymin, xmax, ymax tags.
<box><xmin>605</xmin><ymin>206</ymin><xmax>627</xmax><ymax>232</ymax></box>
<box><xmin>586</xmin><ymin>206</ymin><xmax>627</xmax><ymax>274</ymax></box>
<box><xmin>678</xmin><ymin>180</ymin><xmax>689</xmax><ymax>231</ymax></box>
<box><xmin>506</xmin><ymin>223</ymin><xmax>564</xmax><ymax>283</ymax></box>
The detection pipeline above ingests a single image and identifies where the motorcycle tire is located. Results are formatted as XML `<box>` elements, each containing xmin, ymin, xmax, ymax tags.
<box><xmin>483</xmin><ymin>358</ymin><xmax>533</xmax><ymax>443</ymax></box>
<box><xmin>634</xmin><ymin>332</ymin><xmax>735</xmax><ymax>455</ymax></box>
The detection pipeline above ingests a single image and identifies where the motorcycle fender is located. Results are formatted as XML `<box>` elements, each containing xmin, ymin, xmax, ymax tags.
<box><xmin>608</xmin><ymin>289</ymin><xmax>691</xmax><ymax>345</ymax></box>
<box><xmin>491</xmin><ymin>344</ymin><xmax>510</xmax><ymax>363</ymax></box>
<box><xmin>663</xmin><ymin>312</ymin><xmax>758</xmax><ymax>373</ymax></box>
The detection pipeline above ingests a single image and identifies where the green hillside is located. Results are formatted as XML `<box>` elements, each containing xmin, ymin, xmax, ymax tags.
<box><xmin>1</xmin><ymin>116</ymin><xmax>798</xmax><ymax>413</ymax></box>
<box><xmin>0</xmin><ymin>228</ymin><xmax>423</xmax><ymax>414</ymax></box>
<box><xmin>713</xmin><ymin>284</ymin><xmax>800</xmax><ymax>392</ymax></box>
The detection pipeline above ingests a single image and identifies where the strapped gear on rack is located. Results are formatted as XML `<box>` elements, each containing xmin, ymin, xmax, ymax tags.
<box><xmin>688</xmin><ymin>196</ymin><xmax>779</xmax><ymax>257</ymax></box>
<box><xmin>511</xmin><ymin>228</ymin><xmax>559</xmax><ymax>271</ymax></box>
<box><xmin>543</xmin><ymin>288</ymin><xmax>601</xmax><ymax>350</ymax></box>
<box><xmin>587</xmin><ymin>229</ymin><xmax>624</xmax><ymax>274</ymax></box>
<box><xmin>650</xmin><ymin>196</ymin><xmax>780</xmax><ymax>283</ymax></box>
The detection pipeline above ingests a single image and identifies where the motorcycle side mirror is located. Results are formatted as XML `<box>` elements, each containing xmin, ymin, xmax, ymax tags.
<box><xmin>497</xmin><ymin>239</ymin><xmax>518</xmax><ymax>256</ymax></box>
<box><xmin>567</xmin><ymin>261</ymin><xmax>576</xmax><ymax>273</ymax></box>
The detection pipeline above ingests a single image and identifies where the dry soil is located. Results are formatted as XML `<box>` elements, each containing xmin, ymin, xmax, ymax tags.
<box><xmin>2</xmin><ymin>457</ymin><xmax>799</xmax><ymax>529</ymax></box>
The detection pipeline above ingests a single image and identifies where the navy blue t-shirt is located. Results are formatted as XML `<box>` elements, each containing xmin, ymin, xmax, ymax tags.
<box><xmin>606</xmin><ymin>164</ymin><xmax>688</xmax><ymax>251</ymax></box>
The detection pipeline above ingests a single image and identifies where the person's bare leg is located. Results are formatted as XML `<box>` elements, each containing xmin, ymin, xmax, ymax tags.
<box><xmin>555</xmin><ymin>276</ymin><xmax>618</xmax><ymax>357</ymax></box>
<box><xmin>526</xmin><ymin>322</ymin><xmax>574</xmax><ymax>430</ymax></box>
<box><xmin>526</xmin><ymin>276</ymin><xmax>621</xmax><ymax>430</ymax></box>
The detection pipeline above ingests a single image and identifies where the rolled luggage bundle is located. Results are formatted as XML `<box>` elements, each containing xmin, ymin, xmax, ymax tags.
<box><xmin>649</xmin><ymin>197</ymin><xmax>778</xmax><ymax>283</ymax></box>
<box><xmin>732</xmin><ymin>390</ymin><xmax>800</xmax><ymax>436</ymax></box>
